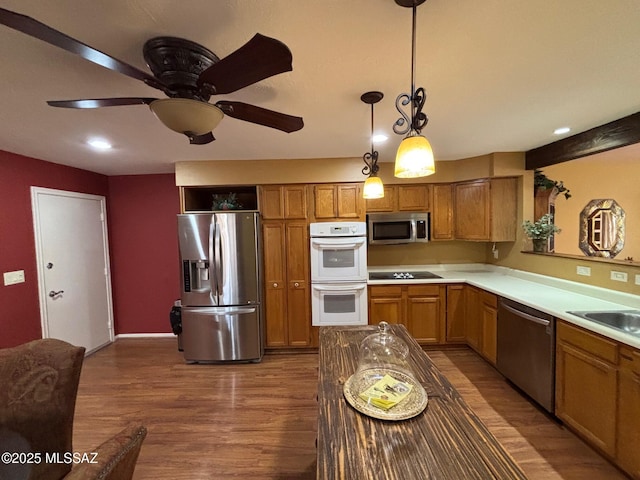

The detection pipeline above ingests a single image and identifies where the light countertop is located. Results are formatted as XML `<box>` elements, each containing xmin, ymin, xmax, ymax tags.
<box><xmin>368</xmin><ymin>264</ymin><xmax>640</xmax><ymax>349</ymax></box>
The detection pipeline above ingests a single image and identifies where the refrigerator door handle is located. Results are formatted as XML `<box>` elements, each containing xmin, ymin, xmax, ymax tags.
<box><xmin>209</xmin><ymin>220</ymin><xmax>217</xmax><ymax>298</ymax></box>
<box><xmin>188</xmin><ymin>307</ymin><xmax>257</xmax><ymax>315</ymax></box>
<box><xmin>214</xmin><ymin>218</ymin><xmax>223</xmax><ymax>297</ymax></box>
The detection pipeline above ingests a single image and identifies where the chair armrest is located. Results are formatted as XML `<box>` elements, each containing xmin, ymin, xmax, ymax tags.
<box><xmin>64</xmin><ymin>424</ymin><xmax>147</xmax><ymax>480</ymax></box>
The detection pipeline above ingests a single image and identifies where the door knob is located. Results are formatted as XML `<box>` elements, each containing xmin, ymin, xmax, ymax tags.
<box><xmin>49</xmin><ymin>290</ymin><xmax>64</xmax><ymax>298</ymax></box>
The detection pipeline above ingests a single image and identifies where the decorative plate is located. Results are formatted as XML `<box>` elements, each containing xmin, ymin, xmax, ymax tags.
<box><xmin>343</xmin><ymin>368</ymin><xmax>428</xmax><ymax>421</ymax></box>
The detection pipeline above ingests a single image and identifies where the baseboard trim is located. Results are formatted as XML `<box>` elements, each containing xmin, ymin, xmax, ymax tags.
<box><xmin>115</xmin><ymin>333</ymin><xmax>175</xmax><ymax>339</ymax></box>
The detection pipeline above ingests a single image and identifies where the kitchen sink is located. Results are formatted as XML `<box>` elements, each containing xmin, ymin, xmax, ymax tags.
<box><xmin>368</xmin><ymin>271</ymin><xmax>442</xmax><ymax>280</ymax></box>
<box><xmin>567</xmin><ymin>310</ymin><xmax>640</xmax><ymax>337</ymax></box>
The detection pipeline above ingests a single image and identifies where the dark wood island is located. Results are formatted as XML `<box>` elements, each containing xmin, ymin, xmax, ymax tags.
<box><xmin>317</xmin><ymin>324</ymin><xmax>528</xmax><ymax>479</ymax></box>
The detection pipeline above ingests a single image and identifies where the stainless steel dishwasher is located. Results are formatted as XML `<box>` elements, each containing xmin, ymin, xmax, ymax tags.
<box><xmin>497</xmin><ymin>298</ymin><xmax>555</xmax><ymax>413</ymax></box>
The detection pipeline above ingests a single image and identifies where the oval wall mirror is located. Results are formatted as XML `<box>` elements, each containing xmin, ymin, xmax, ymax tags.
<box><xmin>579</xmin><ymin>199</ymin><xmax>625</xmax><ymax>258</ymax></box>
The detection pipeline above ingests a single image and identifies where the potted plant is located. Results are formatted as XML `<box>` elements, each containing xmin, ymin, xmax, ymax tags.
<box><xmin>534</xmin><ymin>169</ymin><xmax>571</xmax><ymax>199</ymax></box>
<box><xmin>522</xmin><ymin>213</ymin><xmax>561</xmax><ymax>252</ymax></box>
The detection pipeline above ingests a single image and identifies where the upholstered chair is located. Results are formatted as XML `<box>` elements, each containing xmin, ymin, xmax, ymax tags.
<box><xmin>0</xmin><ymin>338</ymin><xmax>85</xmax><ymax>480</ymax></box>
<box><xmin>0</xmin><ymin>339</ymin><xmax>147</xmax><ymax>480</ymax></box>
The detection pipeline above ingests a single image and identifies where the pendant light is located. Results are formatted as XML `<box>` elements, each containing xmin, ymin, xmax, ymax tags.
<box><xmin>361</xmin><ymin>91</ymin><xmax>385</xmax><ymax>199</ymax></box>
<box><xmin>393</xmin><ymin>0</ymin><xmax>435</xmax><ymax>178</ymax></box>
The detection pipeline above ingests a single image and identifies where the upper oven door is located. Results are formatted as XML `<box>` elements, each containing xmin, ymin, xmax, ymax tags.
<box><xmin>310</xmin><ymin>236</ymin><xmax>367</xmax><ymax>282</ymax></box>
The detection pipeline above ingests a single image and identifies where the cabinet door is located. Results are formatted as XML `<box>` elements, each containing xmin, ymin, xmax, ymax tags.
<box><xmin>368</xmin><ymin>286</ymin><xmax>403</xmax><ymax>325</ymax></box>
<box><xmin>617</xmin><ymin>348</ymin><xmax>640</xmax><ymax>477</ymax></box>
<box><xmin>262</xmin><ymin>222</ymin><xmax>287</xmax><ymax>346</ymax></box>
<box><xmin>398</xmin><ymin>185</ymin><xmax>429</xmax><ymax>211</ymax></box>
<box><xmin>336</xmin><ymin>184</ymin><xmax>362</xmax><ymax>218</ymax></box>
<box><xmin>480</xmin><ymin>293</ymin><xmax>498</xmax><ymax>365</ymax></box>
<box><xmin>283</xmin><ymin>185</ymin><xmax>308</xmax><ymax>219</ymax></box>
<box><xmin>464</xmin><ymin>286</ymin><xmax>481</xmax><ymax>351</ymax></box>
<box><xmin>259</xmin><ymin>186</ymin><xmax>284</xmax><ymax>219</ymax></box>
<box><xmin>405</xmin><ymin>285</ymin><xmax>444</xmax><ymax>344</ymax></box>
<box><xmin>313</xmin><ymin>185</ymin><xmax>337</xmax><ymax>219</ymax></box>
<box><xmin>446</xmin><ymin>285</ymin><xmax>466</xmax><ymax>343</ymax></box>
<box><xmin>454</xmin><ymin>180</ymin><xmax>490</xmax><ymax>240</ymax></box>
<box><xmin>286</xmin><ymin>222</ymin><xmax>311</xmax><ymax>346</ymax></box>
<box><xmin>431</xmin><ymin>184</ymin><xmax>453</xmax><ymax>240</ymax></box>
<box><xmin>365</xmin><ymin>185</ymin><xmax>396</xmax><ymax>212</ymax></box>
<box><xmin>556</xmin><ymin>340</ymin><xmax>617</xmax><ymax>456</ymax></box>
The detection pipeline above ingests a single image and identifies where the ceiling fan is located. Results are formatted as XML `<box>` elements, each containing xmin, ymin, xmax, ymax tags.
<box><xmin>0</xmin><ymin>8</ymin><xmax>304</xmax><ymax>145</ymax></box>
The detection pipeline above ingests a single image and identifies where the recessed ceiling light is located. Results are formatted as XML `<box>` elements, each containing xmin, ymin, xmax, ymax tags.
<box><xmin>553</xmin><ymin>127</ymin><xmax>571</xmax><ymax>135</ymax></box>
<box><xmin>372</xmin><ymin>133</ymin><xmax>388</xmax><ymax>143</ymax></box>
<box><xmin>87</xmin><ymin>138</ymin><xmax>112</xmax><ymax>150</ymax></box>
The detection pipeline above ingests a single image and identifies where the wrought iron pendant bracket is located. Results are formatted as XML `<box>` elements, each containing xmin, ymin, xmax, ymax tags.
<box><xmin>393</xmin><ymin>0</ymin><xmax>429</xmax><ymax>137</ymax></box>
<box><xmin>361</xmin><ymin>91</ymin><xmax>384</xmax><ymax>176</ymax></box>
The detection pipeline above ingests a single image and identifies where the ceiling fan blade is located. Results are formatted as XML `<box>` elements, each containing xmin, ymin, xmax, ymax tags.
<box><xmin>197</xmin><ymin>34</ymin><xmax>293</xmax><ymax>95</ymax></box>
<box><xmin>0</xmin><ymin>8</ymin><xmax>168</xmax><ymax>93</ymax></box>
<box><xmin>187</xmin><ymin>132</ymin><xmax>215</xmax><ymax>145</ymax></box>
<box><xmin>47</xmin><ymin>98</ymin><xmax>158</xmax><ymax>108</ymax></box>
<box><xmin>216</xmin><ymin>101</ymin><xmax>303</xmax><ymax>133</ymax></box>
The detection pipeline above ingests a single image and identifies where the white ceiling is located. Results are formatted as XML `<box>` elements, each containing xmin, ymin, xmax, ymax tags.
<box><xmin>1</xmin><ymin>0</ymin><xmax>639</xmax><ymax>176</ymax></box>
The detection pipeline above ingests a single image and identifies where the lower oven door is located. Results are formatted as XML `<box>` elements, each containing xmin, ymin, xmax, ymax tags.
<box><xmin>311</xmin><ymin>283</ymin><xmax>368</xmax><ymax>326</ymax></box>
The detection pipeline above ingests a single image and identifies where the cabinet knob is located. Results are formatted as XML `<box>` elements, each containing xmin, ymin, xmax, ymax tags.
<box><xmin>294</xmin><ymin>282</ymin><xmax>300</xmax><ymax>287</ymax></box>
<box><xmin>273</xmin><ymin>282</ymin><xmax>278</xmax><ymax>288</ymax></box>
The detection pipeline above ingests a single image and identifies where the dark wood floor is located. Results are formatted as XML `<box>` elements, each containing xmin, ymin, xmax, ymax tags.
<box><xmin>72</xmin><ymin>338</ymin><xmax>627</xmax><ymax>480</ymax></box>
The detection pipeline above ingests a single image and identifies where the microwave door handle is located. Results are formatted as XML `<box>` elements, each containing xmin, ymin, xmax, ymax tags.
<box><xmin>410</xmin><ymin>220</ymin><xmax>417</xmax><ymax>242</ymax></box>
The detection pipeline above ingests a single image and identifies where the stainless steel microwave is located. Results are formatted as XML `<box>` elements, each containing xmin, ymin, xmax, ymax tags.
<box><xmin>367</xmin><ymin>213</ymin><xmax>430</xmax><ymax>245</ymax></box>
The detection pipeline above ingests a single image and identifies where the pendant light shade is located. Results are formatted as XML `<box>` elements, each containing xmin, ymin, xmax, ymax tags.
<box><xmin>363</xmin><ymin>175</ymin><xmax>385</xmax><ymax>199</ymax></box>
<box><xmin>394</xmin><ymin>133</ymin><xmax>435</xmax><ymax>178</ymax></box>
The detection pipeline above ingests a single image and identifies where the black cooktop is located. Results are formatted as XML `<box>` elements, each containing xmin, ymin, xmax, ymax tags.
<box><xmin>368</xmin><ymin>271</ymin><xmax>442</xmax><ymax>280</ymax></box>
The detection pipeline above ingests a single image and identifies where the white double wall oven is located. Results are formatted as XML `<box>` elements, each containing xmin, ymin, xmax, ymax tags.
<box><xmin>309</xmin><ymin>222</ymin><xmax>368</xmax><ymax>326</ymax></box>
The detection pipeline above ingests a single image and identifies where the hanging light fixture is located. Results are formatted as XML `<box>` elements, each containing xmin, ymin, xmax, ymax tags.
<box><xmin>361</xmin><ymin>91</ymin><xmax>385</xmax><ymax>199</ymax></box>
<box><xmin>393</xmin><ymin>0</ymin><xmax>435</xmax><ymax>178</ymax></box>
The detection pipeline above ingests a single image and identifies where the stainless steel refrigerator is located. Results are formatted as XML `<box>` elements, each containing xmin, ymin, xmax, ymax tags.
<box><xmin>177</xmin><ymin>212</ymin><xmax>263</xmax><ymax>362</ymax></box>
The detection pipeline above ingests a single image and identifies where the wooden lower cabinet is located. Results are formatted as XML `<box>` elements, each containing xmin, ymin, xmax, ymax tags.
<box><xmin>369</xmin><ymin>284</ymin><xmax>445</xmax><ymax>345</ymax></box>
<box><xmin>262</xmin><ymin>220</ymin><xmax>311</xmax><ymax>348</ymax></box>
<box><xmin>464</xmin><ymin>286</ymin><xmax>481</xmax><ymax>351</ymax></box>
<box><xmin>479</xmin><ymin>291</ymin><xmax>498</xmax><ymax>365</ymax></box>
<box><xmin>445</xmin><ymin>284</ymin><xmax>466</xmax><ymax>343</ymax></box>
<box><xmin>555</xmin><ymin>321</ymin><xmax>618</xmax><ymax>457</ymax></box>
<box><xmin>617</xmin><ymin>346</ymin><xmax>640</xmax><ymax>478</ymax></box>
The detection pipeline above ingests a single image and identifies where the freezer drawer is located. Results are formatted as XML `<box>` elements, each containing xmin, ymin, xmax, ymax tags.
<box><xmin>181</xmin><ymin>306</ymin><xmax>263</xmax><ymax>362</ymax></box>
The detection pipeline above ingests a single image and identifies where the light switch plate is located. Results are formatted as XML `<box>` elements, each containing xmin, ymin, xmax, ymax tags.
<box><xmin>576</xmin><ymin>266</ymin><xmax>591</xmax><ymax>276</ymax></box>
<box><xmin>3</xmin><ymin>270</ymin><xmax>25</xmax><ymax>286</ymax></box>
<box><xmin>610</xmin><ymin>271</ymin><xmax>628</xmax><ymax>282</ymax></box>
<box><xmin>636</xmin><ymin>274</ymin><xmax>640</xmax><ymax>285</ymax></box>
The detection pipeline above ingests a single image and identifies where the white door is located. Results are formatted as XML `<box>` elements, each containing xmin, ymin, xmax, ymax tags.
<box><xmin>31</xmin><ymin>187</ymin><xmax>114</xmax><ymax>353</ymax></box>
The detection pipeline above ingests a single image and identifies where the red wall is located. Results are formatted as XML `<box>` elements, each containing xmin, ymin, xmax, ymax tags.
<box><xmin>107</xmin><ymin>174</ymin><xmax>180</xmax><ymax>334</ymax></box>
<box><xmin>0</xmin><ymin>151</ymin><xmax>109</xmax><ymax>347</ymax></box>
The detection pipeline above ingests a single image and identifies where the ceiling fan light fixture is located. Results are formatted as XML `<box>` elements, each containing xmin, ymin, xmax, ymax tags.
<box><xmin>363</xmin><ymin>175</ymin><xmax>385</xmax><ymax>199</ymax></box>
<box><xmin>394</xmin><ymin>132</ymin><xmax>435</xmax><ymax>178</ymax></box>
<box><xmin>149</xmin><ymin>98</ymin><xmax>224</xmax><ymax>136</ymax></box>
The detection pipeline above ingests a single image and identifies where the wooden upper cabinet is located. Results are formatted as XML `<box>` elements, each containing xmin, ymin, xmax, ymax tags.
<box><xmin>365</xmin><ymin>186</ymin><xmax>397</xmax><ymax>212</ymax></box>
<box><xmin>312</xmin><ymin>183</ymin><xmax>363</xmax><ymax>220</ymax></box>
<box><xmin>431</xmin><ymin>183</ymin><xmax>453</xmax><ymax>240</ymax></box>
<box><xmin>397</xmin><ymin>185</ymin><xmax>429</xmax><ymax>211</ymax></box>
<box><xmin>365</xmin><ymin>184</ymin><xmax>429</xmax><ymax>213</ymax></box>
<box><xmin>454</xmin><ymin>177</ymin><xmax>517</xmax><ymax>242</ymax></box>
<box><xmin>259</xmin><ymin>185</ymin><xmax>307</xmax><ymax>220</ymax></box>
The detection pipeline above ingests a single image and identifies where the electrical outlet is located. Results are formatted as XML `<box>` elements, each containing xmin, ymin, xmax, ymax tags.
<box><xmin>3</xmin><ymin>270</ymin><xmax>25</xmax><ymax>286</ymax></box>
<box><xmin>610</xmin><ymin>271</ymin><xmax>628</xmax><ymax>282</ymax></box>
<box><xmin>576</xmin><ymin>266</ymin><xmax>591</xmax><ymax>276</ymax></box>
<box><xmin>493</xmin><ymin>248</ymin><xmax>499</xmax><ymax>259</ymax></box>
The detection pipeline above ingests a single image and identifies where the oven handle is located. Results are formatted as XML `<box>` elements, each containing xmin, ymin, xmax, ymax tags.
<box><xmin>311</xmin><ymin>238</ymin><xmax>366</xmax><ymax>248</ymax></box>
<box><xmin>312</xmin><ymin>284</ymin><xmax>367</xmax><ymax>291</ymax></box>
<box><xmin>501</xmin><ymin>302</ymin><xmax>550</xmax><ymax>326</ymax></box>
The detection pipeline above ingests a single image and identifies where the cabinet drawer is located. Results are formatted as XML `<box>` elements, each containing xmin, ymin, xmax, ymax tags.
<box><xmin>407</xmin><ymin>285</ymin><xmax>440</xmax><ymax>297</ymax></box>
<box><xmin>369</xmin><ymin>285</ymin><xmax>403</xmax><ymax>297</ymax></box>
<box><xmin>619</xmin><ymin>345</ymin><xmax>640</xmax><ymax>374</ymax></box>
<box><xmin>479</xmin><ymin>290</ymin><xmax>497</xmax><ymax>308</ymax></box>
<box><xmin>557</xmin><ymin>321</ymin><xmax>618</xmax><ymax>364</ymax></box>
